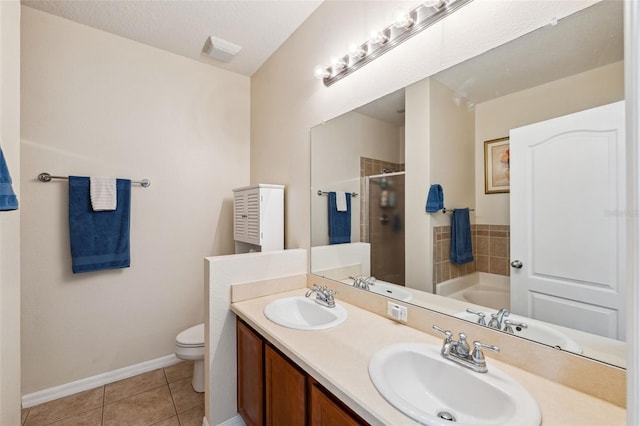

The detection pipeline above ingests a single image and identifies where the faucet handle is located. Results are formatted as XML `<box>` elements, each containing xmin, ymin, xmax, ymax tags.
<box><xmin>471</xmin><ymin>340</ymin><xmax>500</xmax><ymax>361</ymax></box>
<box><xmin>503</xmin><ymin>319</ymin><xmax>528</xmax><ymax>334</ymax></box>
<box><xmin>466</xmin><ymin>308</ymin><xmax>487</xmax><ymax>326</ymax></box>
<box><xmin>432</xmin><ymin>325</ymin><xmax>453</xmax><ymax>343</ymax></box>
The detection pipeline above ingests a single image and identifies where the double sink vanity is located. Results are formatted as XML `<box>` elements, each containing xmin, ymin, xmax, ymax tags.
<box><xmin>230</xmin><ymin>277</ymin><xmax>625</xmax><ymax>425</ymax></box>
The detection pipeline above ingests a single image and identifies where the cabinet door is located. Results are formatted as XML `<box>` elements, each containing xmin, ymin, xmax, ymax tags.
<box><xmin>234</xmin><ymin>189</ymin><xmax>261</xmax><ymax>245</ymax></box>
<box><xmin>245</xmin><ymin>188</ymin><xmax>261</xmax><ymax>245</ymax></box>
<box><xmin>309</xmin><ymin>380</ymin><xmax>367</xmax><ymax>426</ymax></box>
<box><xmin>265</xmin><ymin>345</ymin><xmax>306</xmax><ymax>426</ymax></box>
<box><xmin>234</xmin><ymin>191</ymin><xmax>247</xmax><ymax>242</ymax></box>
<box><xmin>237</xmin><ymin>319</ymin><xmax>264</xmax><ymax>426</ymax></box>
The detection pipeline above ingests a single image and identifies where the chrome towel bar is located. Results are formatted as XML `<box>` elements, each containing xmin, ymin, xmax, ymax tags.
<box><xmin>37</xmin><ymin>172</ymin><xmax>151</xmax><ymax>188</ymax></box>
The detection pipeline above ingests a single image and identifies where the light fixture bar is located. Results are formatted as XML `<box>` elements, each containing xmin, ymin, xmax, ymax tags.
<box><xmin>319</xmin><ymin>0</ymin><xmax>472</xmax><ymax>87</ymax></box>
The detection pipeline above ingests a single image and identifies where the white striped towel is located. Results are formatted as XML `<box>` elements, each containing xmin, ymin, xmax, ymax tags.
<box><xmin>90</xmin><ymin>177</ymin><xmax>117</xmax><ymax>211</ymax></box>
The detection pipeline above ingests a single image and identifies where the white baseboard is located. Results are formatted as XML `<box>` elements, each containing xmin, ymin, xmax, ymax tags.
<box><xmin>22</xmin><ymin>354</ymin><xmax>181</xmax><ymax>408</ymax></box>
<box><xmin>216</xmin><ymin>414</ymin><xmax>245</xmax><ymax>426</ymax></box>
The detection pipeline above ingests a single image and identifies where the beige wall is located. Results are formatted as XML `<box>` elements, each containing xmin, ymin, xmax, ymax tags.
<box><xmin>475</xmin><ymin>60</ymin><xmax>625</xmax><ymax>225</ymax></box>
<box><xmin>250</xmin><ymin>0</ymin><xmax>598</xmax><ymax>252</ymax></box>
<box><xmin>20</xmin><ymin>8</ymin><xmax>250</xmax><ymax>394</ymax></box>
<box><xmin>404</xmin><ymin>78</ymin><xmax>474</xmax><ymax>292</ymax></box>
<box><xmin>0</xmin><ymin>0</ymin><xmax>21</xmax><ymax>423</ymax></box>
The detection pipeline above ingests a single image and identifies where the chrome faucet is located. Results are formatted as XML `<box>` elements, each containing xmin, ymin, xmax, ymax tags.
<box><xmin>349</xmin><ymin>276</ymin><xmax>376</xmax><ymax>290</ymax></box>
<box><xmin>487</xmin><ymin>308</ymin><xmax>510</xmax><ymax>330</ymax></box>
<box><xmin>433</xmin><ymin>325</ymin><xmax>499</xmax><ymax>373</ymax></box>
<box><xmin>305</xmin><ymin>284</ymin><xmax>338</xmax><ymax>308</ymax></box>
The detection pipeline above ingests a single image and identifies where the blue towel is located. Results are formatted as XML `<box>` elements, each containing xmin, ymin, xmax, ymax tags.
<box><xmin>328</xmin><ymin>191</ymin><xmax>351</xmax><ymax>244</ymax></box>
<box><xmin>69</xmin><ymin>176</ymin><xmax>131</xmax><ymax>273</ymax></box>
<box><xmin>425</xmin><ymin>184</ymin><xmax>443</xmax><ymax>212</ymax></box>
<box><xmin>0</xmin><ymin>147</ymin><xmax>18</xmax><ymax>211</ymax></box>
<box><xmin>450</xmin><ymin>208</ymin><xmax>473</xmax><ymax>265</ymax></box>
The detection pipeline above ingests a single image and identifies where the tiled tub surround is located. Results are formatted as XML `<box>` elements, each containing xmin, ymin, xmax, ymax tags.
<box><xmin>433</xmin><ymin>224</ymin><xmax>510</xmax><ymax>286</ymax></box>
<box><xmin>231</xmin><ymin>285</ymin><xmax>625</xmax><ymax>425</ymax></box>
<box><xmin>21</xmin><ymin>361</ymin><xmax>203</xmax><ymax>426</ymax></box>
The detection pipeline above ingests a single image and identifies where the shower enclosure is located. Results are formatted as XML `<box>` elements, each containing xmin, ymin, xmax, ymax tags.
<box><xmin>365</xmin><ymin>172</ymin><xmax>405</xmax><ymax>285</ymax></box>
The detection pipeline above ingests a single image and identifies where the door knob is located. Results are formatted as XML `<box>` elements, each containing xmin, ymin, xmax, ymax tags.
<box><xmin>510</xmin><ymin>260</ymin><xmax>523</xmax><ymax>269</ymax></box>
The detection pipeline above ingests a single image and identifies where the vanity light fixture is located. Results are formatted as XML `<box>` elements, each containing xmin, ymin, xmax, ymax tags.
<box><xmin>314</xmin><ymin>0</ymin><xmax>472</xmax><ymax>87</ymax></box>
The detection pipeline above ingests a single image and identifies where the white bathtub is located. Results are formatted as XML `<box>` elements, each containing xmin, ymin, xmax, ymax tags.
<box><xmin>436</xmin><ymin>272</ymin><xmax>510</xmax><ymax>311</ymax></box>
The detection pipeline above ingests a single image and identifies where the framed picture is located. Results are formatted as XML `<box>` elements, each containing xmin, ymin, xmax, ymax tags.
<box><xmin>484</xmin><ymin>137</ymin><xmax>510</xmax><ymax>194</ymax></box>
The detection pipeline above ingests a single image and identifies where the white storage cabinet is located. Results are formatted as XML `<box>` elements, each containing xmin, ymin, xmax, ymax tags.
<box><xmin>233</xmin><ymin>184</ymin><xmax>284</xmax><ymax>253</ymax></box>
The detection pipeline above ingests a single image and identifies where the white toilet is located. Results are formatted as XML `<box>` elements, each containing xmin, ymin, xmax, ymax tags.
<box><xmin>175</xmin><ymin>323</ymin><xmax>205</xmax><ymax>393</ymax></box>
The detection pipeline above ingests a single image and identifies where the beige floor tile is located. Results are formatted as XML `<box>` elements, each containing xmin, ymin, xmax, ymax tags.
<box><xmin>103</xmin><ymin>385</ymin><xmax>176</xmax><ymax>426</ymax></box>
<box><xmin>104</xmin><ymin>369</ymin><xmax>167</xmax><ymax>404</ymax></box>
<box><xmin>21</xmin><ymin>407</ymin><xmax>30</xmax><ymax>424</ymax></box>
<box><xmin>150</xmin><ymin>416</ymin><xmax>180</xmax><ymax>426</ymax></box>
<box><xmin>48</xmin><ymin>407</ymin><xmax>102</xmax><ymax>426</ymax></box>
<box><xmin>163</xmin><ymin>361</ymin><xmax>193</xmax><ymax>384</ymax></box>
<box><xmin>168</xmin><ymin>378</ymin><xmax>203</xmax><ymax>413</ymax></box>
<box><xmin>177</xmin><ymin>403</ymin><xmax>204</xmax><ymax>426</ymax></box>
<box><xmin>24</xmin><ymin>387</ymin><xmax>104</xmax><ymax>426</ymax></box>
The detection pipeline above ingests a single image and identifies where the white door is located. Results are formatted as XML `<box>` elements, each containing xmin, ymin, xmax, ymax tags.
<box><xmin>510</xmin><ymin>101</ymin><xmax>626</xmax><ymax>340</ymax></box>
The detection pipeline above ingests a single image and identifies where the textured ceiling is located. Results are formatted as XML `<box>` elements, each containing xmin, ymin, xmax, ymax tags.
<box><xmin>22</xmin><ymin>0</ymin><xmax>323</xmax><ymax>76</ymax></box>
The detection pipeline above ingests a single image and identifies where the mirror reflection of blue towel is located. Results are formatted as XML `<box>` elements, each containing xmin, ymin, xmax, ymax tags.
<box><xmin>450</xmin><ymin>208</ymin><xmax>473</xmax><ymax>264</ymax></box>
<box><xmin>328</xmin><ymin>191</ymin><xmax>351</xmax><ymax>244</ymax></box>
<box><xmin>0</xmin><ymin>147</ymin><xmax>18</xmax><ymax>211</ymax></box>
<box><xmin>69</xmin><ymin>176</ymin><xmax>131</xmax><ymax>273</ymax></box>
<box><xmin>425</xmin><ymin>184</ymin><xmax>443</xmax><ymax>212</ymax></box>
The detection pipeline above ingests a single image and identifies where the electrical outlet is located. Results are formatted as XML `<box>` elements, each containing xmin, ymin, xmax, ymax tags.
<box><xmin>387</xmin><ymin>301</ymin><xmax>408</xmax><ymax>322</ymax></box>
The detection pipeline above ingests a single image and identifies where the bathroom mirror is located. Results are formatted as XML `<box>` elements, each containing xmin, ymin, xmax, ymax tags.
<box><xmin>310</xmin><ymin>0</ymin><xmax>626</xmax><ymax>368</ymax></box>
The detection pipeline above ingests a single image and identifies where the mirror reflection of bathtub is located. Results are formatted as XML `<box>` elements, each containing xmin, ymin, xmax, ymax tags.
<box><xmin>436</xmin><ymin>273</ymin><xmax>510</xmax><ymax>311</ymax></box>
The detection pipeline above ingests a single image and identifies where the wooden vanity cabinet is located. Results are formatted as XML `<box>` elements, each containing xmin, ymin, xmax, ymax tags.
<box><xmin>236</xmin><ymin>318</ymin><xmax>368</xmax><ymax>426</ymax></box>
<box><xmin>237</xmin><ymin>318</ymin><xmax>264</xmax><ymax>426</ymax></box>
<box><xmin>265</xmin><ymin>345</ymin><xmax>306</xmax><ymax>425</ymax></box>
<box><xmin>308</xmin><ymin>379</ymin><xmax>365</xmax><ymax>426</ymax></box>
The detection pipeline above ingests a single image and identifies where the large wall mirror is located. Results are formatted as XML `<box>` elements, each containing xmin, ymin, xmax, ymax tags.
<box><xmin>310</xmin><ymin>0</ymin><xmax>626</xmax><ymax>368</ymax></box>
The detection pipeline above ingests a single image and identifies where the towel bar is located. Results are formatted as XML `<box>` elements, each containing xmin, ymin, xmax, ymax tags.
<box><xmin>442</xmin><ymin>207</ymin><xmax>475</xmax><ymax>214</ymax></box>
<box><xmin>317</xmin><ymin>190</ymin><xmax>358</xmax><ymax>197</ymax></box>
<box><xmin>38</xmin><ymin>172</ymin><xmax>151</xmax><ymax>187</ymax></box>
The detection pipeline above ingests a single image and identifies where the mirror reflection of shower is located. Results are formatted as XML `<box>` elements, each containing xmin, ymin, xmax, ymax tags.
<box><xmin>364</xmin><ymin>171</ymin><xmax>406</xmax><ymax>286</ymax></box>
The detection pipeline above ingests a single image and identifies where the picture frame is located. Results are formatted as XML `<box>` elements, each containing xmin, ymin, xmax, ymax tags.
<box><xmin>484</xmin><ymin>137</ymin><xmax>510</xmax><ymax>194</ymax></box>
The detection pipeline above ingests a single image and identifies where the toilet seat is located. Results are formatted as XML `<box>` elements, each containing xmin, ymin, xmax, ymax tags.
<box><xmin>176</xmin><ymin>323</ymin><xmax>204</xmax><ymax>348</ymax></box>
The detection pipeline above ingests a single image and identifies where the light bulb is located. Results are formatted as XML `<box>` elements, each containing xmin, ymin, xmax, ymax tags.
<box><xmin>423</xmin><ymin>0</ymin><xmax>445</xmax><ymax>8</ymax></box>
<box><xmin>331</xmin><ymin>57</ymin><xmax>347</xmax><ymax>72</ymax></box>
<box><xmin>369</xmin><ymin>30</ymin><xmax>389</xmax><ymax>45</ymax></box>
<box><xmin>313</xmin><ymin>65</ymin><xmax>329</xmax><ymax>80</ymax></box>
<box><xmin>393</xmin><ymin>10</ymin><xmax>414</xmax><ymax>29</ymax></box>
<box><xmin>348</xmin><ymin>43</ymin><xmax>366</xmax><ymax>59</ymax></box>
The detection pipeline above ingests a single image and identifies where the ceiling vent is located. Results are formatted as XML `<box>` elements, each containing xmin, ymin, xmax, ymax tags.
<box><xmin>202</xmin><ymin>36</ymin><xmax>242</xmax><ymax>62</ymax></box>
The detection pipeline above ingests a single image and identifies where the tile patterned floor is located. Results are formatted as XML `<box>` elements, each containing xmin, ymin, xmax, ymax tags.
<box><xmin>21</xmin><ymin>361</ymin><xmax>204</xmax><ymax>426</ymax></box>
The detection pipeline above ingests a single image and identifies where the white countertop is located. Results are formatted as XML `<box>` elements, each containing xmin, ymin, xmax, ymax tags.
<box><xmin>231</xmin><ymin>288</ymin><xmax>626</xmax><ymax>426</ymax></box>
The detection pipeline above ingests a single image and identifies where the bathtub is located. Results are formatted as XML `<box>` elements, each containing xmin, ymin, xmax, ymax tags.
<box><xmin>436</xmin><ymin>272</ymin><xmax>510</xmax><ymax>311</ymax></box>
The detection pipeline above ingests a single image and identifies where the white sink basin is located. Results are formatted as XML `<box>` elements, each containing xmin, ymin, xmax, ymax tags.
<box><xmin>340</xmin><ymin>278</ymin><xmax>413</xmax><ymax>302</ymax></box>
<box><xmin>369</xmin><ymin>343</ymin><xmax>541</xmax><ymax>426</ymax></box>
<box><xmin>263</xmin><ymin>296</ymin><xmax>347</xmax><ymax>331</ymax></box>
<box><xmin>454</xmin><ymin>311</ymin><xmax>583</xmax><ymax>354</ymax></box>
